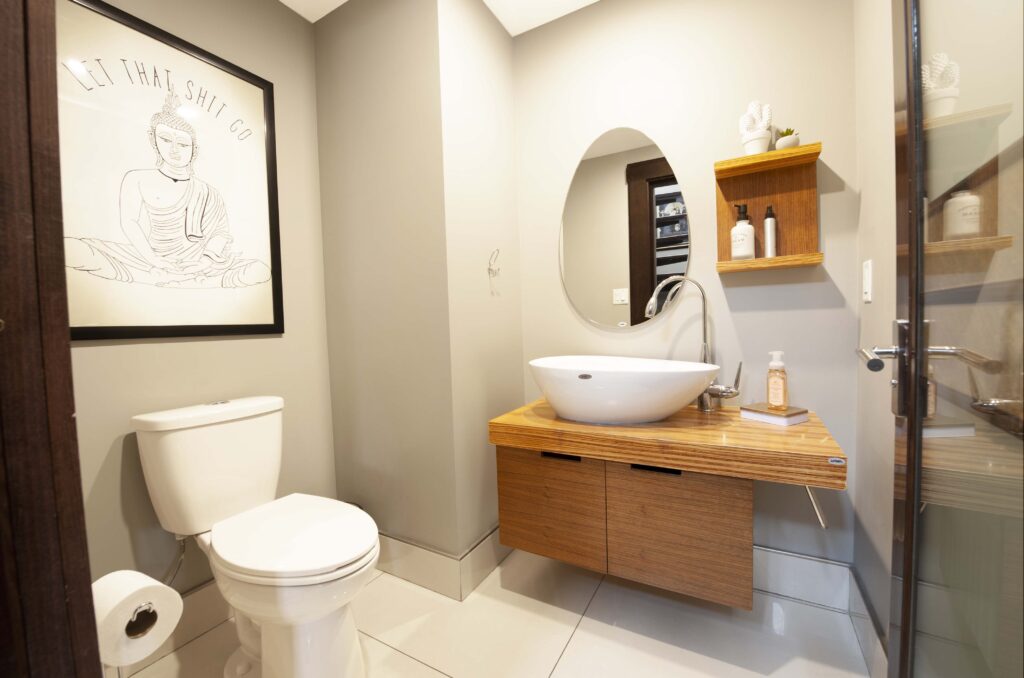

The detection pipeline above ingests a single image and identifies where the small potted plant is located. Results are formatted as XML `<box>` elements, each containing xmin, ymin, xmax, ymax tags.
<box><xmin>739</xmin><ymin>100</ymin><xmax>772</xmax><ymax>155</ymax></box>
<box><xmin>922</xmin><ymin>53</ymin><xmax>959</xmax><ymax>118</ymax></box>
<box><xmin>775</xmin><ymin>127</ymin><xmax>800</xmax><ymax>150</ymax></box>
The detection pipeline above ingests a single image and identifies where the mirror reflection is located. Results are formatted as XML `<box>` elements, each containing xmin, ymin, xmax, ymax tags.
<box><xmin>561</xmin><ymin>128</ymin><xmax>689</xmax><ymax>328</ymax></box>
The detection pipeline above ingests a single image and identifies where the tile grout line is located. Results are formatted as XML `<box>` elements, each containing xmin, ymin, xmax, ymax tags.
<box><xmin>547</xmin><ymin>574</ymin><xmax>605</xmax><ymax>678</ymax></box>
<box><xmin>127</xmin><ymin>617</ymin><xmax>234</xmax><ymax>677</ymax></box>
<box><xmin>357</xmin><ymin>630</ymin><xmax>454</xmax><ymax>678</ymax></box>
<box><xmin>753</xmin><ymin>586</ymin><xmax>850</xmax><ymax>615</ymax></box>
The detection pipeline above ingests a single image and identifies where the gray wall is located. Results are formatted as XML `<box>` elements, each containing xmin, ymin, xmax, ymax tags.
<box><xmin>72</xmin><ymin>0</ymin><xmax>334</xmax><ymax>593</ymax></box>
<box><xmin>437</xmin><ymin>0</ymin><xmax>525</xmax><ymax>554</ymax></box>
<box><xmin>851</xmin><ymin>0</ymin><xmax>897</xmax><ymax>635</ymax></box>
<box><xmin>315</xmin><ymin>0</ymin><xmax>462</xmax><ymax>555</ymax></box>
<box><xmin>513</xmin><ymin>0</ymin><xmax>860</xmax><ymax>561</ymax></box>
<box><xmin>317</xmin><ymin>0</ymin><xmax>524</xmax><ymax>558</ymax></box>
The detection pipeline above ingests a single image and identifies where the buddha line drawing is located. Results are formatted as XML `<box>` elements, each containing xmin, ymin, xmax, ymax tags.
<box><xmin>64</xmin><ymin>90</ymin><xmax>271</xmax><ymax>289</ymax></box>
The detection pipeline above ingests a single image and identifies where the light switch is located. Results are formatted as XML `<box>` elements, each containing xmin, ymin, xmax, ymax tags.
<box><xmin>612</xmin><ymin>288</ymin><xmax>629</xmax><ymax>305</ymax></box>
<box><xmin>862</xmin><ymin>259</ymin><xmax>873</xmax><ymax>303</ymax></box>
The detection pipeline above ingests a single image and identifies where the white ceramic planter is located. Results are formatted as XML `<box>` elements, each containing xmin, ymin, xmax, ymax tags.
<box><xmin>923</xmin><ymin>87</ymin><xmax>959</xmax><ymax>119</ymax></box>
<box><xmin>742</xmin><ymin>130</ymin><xmax>771</xmax><ymax>155</ymax></box>
<box><xmin>775</xmin><ymin>134</ymin><xmax>800</xmax><ymax>150</ymax></box>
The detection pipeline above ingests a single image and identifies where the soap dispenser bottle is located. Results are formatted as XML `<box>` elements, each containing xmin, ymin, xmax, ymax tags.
<box><xmin>767</xmin><ymin>351</ymin><xmax>788</xmax><ymax>411</ymax></box>
<box><xmin>731</xmin><ymin>204</ymin><xmax>755</xmax><ymax>260</ymax></box>
<box><xmin>764</xmin><ymin>205</ymin><xmax>777</xmax><ymax>258</ymax></box>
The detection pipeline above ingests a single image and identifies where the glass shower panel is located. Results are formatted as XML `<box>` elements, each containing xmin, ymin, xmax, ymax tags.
<box><xmin>913</xmin><ymin>1</ymin><xmax>1023</xmax><ymax>676</ymax></box>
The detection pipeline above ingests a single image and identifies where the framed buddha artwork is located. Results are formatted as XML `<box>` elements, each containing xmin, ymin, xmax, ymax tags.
<box><xmin>56</xmin><ymin>0</ymin><xmax>284</xmax><ymax>339</ymax></box>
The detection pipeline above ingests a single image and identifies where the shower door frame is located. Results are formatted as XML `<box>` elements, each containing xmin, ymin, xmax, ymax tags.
<box><xmin>890</xmin><ymin>0</ymin><xmax>927</xmax><ymax>675</ymax></box>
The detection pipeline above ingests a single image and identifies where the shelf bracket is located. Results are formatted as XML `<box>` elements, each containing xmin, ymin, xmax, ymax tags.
<box><xmin>805</xmin><ymin>486</ymin><xmax>828</xmax><ymax>529</ymax></box>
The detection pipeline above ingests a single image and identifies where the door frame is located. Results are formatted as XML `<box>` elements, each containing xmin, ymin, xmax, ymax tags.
<box><xmin>626</xmin><ymin>157</ymin><xmax>676</xmax><ymax>325</ymax></box>
<box><xmin>890</xmin><ymin>0</ymin><xmax>927</xmax><ymax>675</ymax></box>
<box><xmin>0</xmin><ymin>0</ymin><xmax>102</xmax><ymax>675</ymax></box>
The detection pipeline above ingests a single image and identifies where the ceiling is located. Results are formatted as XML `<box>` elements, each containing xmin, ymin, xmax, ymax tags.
<box><xmin>278</xmin><ymin>0</ymin><xmax>600</xmax><ymax>35</ymax></box>
<box><xmin>278</xmin><ymin>0</ymin><xmax>350</xmax><ymax>23</ymax></box>
<box><xmin>480</xmin><ymin>0</ymin><xmax>600</xmax><ymax>36</ymax></box>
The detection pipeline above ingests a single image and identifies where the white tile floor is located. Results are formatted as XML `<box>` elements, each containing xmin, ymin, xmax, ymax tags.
<box><xmin>135</xmin><ymin>550</ymin><xmax>869</xmax><ymax>678</ymax></box>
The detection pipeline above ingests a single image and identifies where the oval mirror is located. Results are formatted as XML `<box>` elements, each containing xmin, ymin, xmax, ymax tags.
<box><xmin>561</xmin><ymin>128</ymin><xmax>689</xmax><ymax>329</ymax></box>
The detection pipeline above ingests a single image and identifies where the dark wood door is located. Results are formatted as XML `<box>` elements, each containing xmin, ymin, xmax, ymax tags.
<box><xmin>625</xmin><ymin>157</ymin><xmax>677</xmax><ymax>326</ymax></box>
<box><xmin>0</xmin><ymin>0</ymin><xmax>102</xmax><ymax>675</ymax></box>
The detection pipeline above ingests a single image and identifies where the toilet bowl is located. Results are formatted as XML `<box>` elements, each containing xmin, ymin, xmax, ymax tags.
<box><xmin>196</xmin><ymin>494</ymin><xmax>379</xmax><ymax>678</ymax></box>
<box><xmin>132</xmin><ymin>397</ymin><xmax>381</xmax><ymax>678</ymax></box>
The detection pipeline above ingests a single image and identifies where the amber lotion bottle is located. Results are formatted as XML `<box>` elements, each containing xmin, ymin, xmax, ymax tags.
<box><xmin>767</xmin><ymin>351</ymin><xmax>789</xmax><ymax>411</ymax></box>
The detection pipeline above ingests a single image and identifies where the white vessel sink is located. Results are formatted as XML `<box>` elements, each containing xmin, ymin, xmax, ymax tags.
<box><xmin>528</xmin><ymin>355</ymin><xmax>720</xmax><ymax>425</ymax></box>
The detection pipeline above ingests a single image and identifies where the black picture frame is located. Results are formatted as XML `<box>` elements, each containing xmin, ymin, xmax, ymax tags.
<box><xmin>62</xmin><ymin>0</ymin><xmax>284</xmax><ymax>341</ymax></box>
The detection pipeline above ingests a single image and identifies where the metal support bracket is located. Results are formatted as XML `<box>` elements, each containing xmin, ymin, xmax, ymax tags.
<box><xmin>805</xmin><ymin>486</ymin><xmax>828</xmax><ymax>529</ymax></box>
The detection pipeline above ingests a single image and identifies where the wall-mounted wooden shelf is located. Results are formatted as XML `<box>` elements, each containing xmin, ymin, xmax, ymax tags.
<box><xmin>713</xmin><ymin>142</ymin><xmax>822</xmax><ymax>179</ymax></box>
<box><xmin>716</xmin><ymin>252</ymin><xmax>824</xmax><ymax>273</ymax></box>
<box><xmin>714</xmin><ymin>143</ymin><xmax>823</xmax><ymax>274</ymax></box>
<box><xmin>897</xmin><ymin>234</ymin><xmax>1014</xmax><ymax>258</ymax></box>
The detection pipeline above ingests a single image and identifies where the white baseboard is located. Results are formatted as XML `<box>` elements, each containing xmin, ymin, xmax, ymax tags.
<box><xmin>377</xmin><ymin>534</ymin><xmax>463</xmax><ymax>599</ymax></box>
<box><xmin>848</xmin><ymin>570</ymin><xmax>888</xmax><ymax>678</ymax></box>
<box><xmin>377</xmin><ymin>527</ymin><xmax>510</xmax><ymax>601</ymax></box>
<box><xmin>460</xmin><ymin>528</ymin><xmax>512</xmax><ymax>597</ymax></box>
<box><xmin>753</xmin><ymin>546</ymin><xmax>850</xmax><ymax>610</ymax></box>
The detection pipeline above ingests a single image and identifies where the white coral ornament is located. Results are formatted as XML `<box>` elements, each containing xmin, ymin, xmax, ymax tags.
<box><xmin>922</xmin><ymin>53</ymin><xmax>960</xmax><ymax>92</ymax></box>
<box><xmin>739</xmin><ymin>100</ymin><xmax>773</xmax><ymax>138</ymax></box>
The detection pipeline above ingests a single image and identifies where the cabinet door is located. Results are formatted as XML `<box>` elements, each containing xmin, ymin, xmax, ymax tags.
<box><xmin>496</xmin><ymin>446</ymin><xmax>607</xmax><ymax>572</ymax></box>
<box><xmin>606</xmin><ymin>461</ymin><xmax>753</xmax><ymax>608</ymax></box>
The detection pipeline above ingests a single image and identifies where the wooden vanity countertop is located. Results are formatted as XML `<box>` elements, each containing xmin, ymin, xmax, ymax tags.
<box><xmin>489</xmin><ymin>399</ymin><xmax>847</xmax><ymax>490</ymax></box>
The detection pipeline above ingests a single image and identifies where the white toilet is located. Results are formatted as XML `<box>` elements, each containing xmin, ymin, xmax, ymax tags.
<box><xmin>131</xmin><ymin>396</ymin><xmax>379</xmax><ymax>678</ymax></box>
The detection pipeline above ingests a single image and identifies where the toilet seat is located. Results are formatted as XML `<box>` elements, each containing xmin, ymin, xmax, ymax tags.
<box><xmin>209</xmin><ymin>493</ymin><xmax>379</xmax><ymax>587</ymax></box>
<box><xmin>212</xmin><ymin>541</ymin><xmax>379</xmax><ymax>587</ymax></box>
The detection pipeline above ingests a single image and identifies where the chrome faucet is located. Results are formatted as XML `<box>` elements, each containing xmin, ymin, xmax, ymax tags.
<box><xmin>644</xmin><ymin>275</ymin><xmax>741</xmax><ymax>412</ymax></box>
<box><xmin>645</xmin><ymin>275</ymin><xmax>709</xmax><ymax>362</ymax></box>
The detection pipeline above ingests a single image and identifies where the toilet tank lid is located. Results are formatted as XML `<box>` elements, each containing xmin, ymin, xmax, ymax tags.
<box><xmin>131</xmin><ymin>396</ymin><xmax>283</xmax><ymax>432</ymax></box>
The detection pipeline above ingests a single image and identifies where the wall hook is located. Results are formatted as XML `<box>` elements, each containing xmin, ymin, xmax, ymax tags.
<box><xmin>488</xmin><ymin>248</ymin><xmax>501</xmax><ymax>296</ymax></box>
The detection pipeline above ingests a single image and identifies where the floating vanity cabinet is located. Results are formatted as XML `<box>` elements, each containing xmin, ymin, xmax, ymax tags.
<box><xmin>495</xmin><ymin>447</ymin><xmax>607</xmax><ymax>572</ymax></box>
<box><xmin>605</xmin><ymin>463</ymin><xmax>753</xmax><ymax>608</ymax></box>
<box><xmin>489</xmin><ymin>400</ymin><xmax>847</xmax><ymax>610</ymax></box>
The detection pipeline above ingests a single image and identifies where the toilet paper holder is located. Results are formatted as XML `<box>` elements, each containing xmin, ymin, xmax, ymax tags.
<box><xmin>124</xmin><ymin>602</ymin><xmax>158</xmax><ymax>639</ymax></box>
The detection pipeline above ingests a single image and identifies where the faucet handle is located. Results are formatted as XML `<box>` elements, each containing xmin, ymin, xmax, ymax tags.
<box><xmin>707</xmin><ymin>362</ymin><xmax>742</xmax><ymax>400</ymax></box>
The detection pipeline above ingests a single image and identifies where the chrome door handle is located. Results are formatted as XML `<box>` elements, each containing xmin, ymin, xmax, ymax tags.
<box><xmin>967</xmin><ymin>368</ymin><xmax>1023</xmax><ymax>437</ymax></box>
<box><xmin>857</xmin><ymin>346</ymin><xmax>901</xmax><ymax>371</ymax></box>
<box><xmin>858</xmin><ymin>345</ymin><xmax>1001</xmax><ymax>374</ymax></box>
<box><xmin>926</xmin><ymin>346</ymin><xmax>1002</xmax><ymax>373</ymax></box>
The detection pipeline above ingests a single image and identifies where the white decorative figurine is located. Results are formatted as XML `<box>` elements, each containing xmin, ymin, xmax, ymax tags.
<box><xmin>739</xmin><ymin>100</ymin><xmax>772</xmax><ymax>155</ymax></box>
<box><xmin>922</xmin><ymin>53</ymin><xmax>959</xmax><ymax>118</ymax></box>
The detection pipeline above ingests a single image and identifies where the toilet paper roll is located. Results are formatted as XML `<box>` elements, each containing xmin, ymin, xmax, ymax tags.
<box><xmin>92</xmin><ymin>570</ymin><xmax>183</xmax><ymax>668</ymax></box>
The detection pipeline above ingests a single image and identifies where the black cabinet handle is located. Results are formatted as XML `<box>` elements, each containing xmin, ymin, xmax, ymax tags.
<box><xmin>541</xmin><ymin>451</ymin><xmax>581</xmax><ymax>462</ymax></box>
<box><xmin>630</xmin><ymin>463</ymin><xmax>682</xmax><ymax>475</ymax></box>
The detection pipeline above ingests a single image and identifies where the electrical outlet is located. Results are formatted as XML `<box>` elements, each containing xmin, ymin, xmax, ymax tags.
<box><xmin>862</xmin><ymin>259</ymin><xmax>873</xmax><ymax>303</ymax></box>
<box><xmin>612</xmin><ymin>288</ymin><xmax>629</xmax><ymax>305</ymax></box>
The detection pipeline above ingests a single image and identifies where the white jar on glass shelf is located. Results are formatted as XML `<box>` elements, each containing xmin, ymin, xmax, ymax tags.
<box><xmin>943</xmin><ymin>190</ymin><xmax>981</xmax><ymax>240</ymax></box>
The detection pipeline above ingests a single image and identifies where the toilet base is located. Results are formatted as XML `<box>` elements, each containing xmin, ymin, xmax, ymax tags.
<box><xmin>260</xmin><ymin>606</ymin><xmax>364</xmax><ymax>678</ymax></box>
<box><xmin>224</xmin><ymin>646</ymin><xmax>262</xmax><ymax>678</ymax></box>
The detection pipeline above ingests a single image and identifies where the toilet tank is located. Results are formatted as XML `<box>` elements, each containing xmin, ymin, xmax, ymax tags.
<box><xmin>131</xmin><ymin>396</ymin><xmax>283</xmax><ymax>536</ymax></box>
